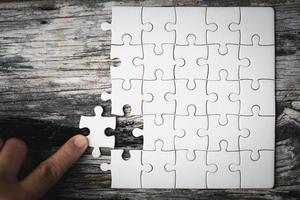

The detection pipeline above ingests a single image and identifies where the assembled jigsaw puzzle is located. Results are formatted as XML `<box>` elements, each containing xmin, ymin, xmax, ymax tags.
<box><xmin>80</xmin><ymin>6</ymin><xmax>275</xmax><ymax>188</ymax></box>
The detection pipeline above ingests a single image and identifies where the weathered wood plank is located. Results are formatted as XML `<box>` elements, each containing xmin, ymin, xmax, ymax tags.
<box><xmin>0</xmin><ymin>0</ymin><xmax>299</xmax><ymax>199</ymax></box>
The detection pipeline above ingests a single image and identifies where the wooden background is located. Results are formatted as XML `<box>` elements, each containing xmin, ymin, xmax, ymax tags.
<box><xmin>0</xmin><ymin>0</ymin><xmax>299</xmax><ymax>199</ymax></box>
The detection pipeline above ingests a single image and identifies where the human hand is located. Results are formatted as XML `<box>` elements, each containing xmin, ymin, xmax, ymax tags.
<box><xmin>0</xmin><ymin>135</ymin><xmax>88</xmax><ymax>200</ymax></box>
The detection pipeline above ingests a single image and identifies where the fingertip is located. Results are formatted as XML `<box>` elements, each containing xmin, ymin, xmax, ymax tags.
<box><xmin>0</xmin><ymin>138</ymin><xmax>28</xmax><ymax>177</ymax></box>
<box><xmin>5</xmin><ymin>138</ymin><xmax>27</xmax><ymax>154</ymax></box>
<box><xmin>73</xmin><ymin>134</ymin><xmax>88</xmax><ymax>150</ymax></box>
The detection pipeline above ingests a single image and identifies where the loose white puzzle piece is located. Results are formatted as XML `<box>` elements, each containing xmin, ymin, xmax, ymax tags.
<box><xmin>79</xmin><ymin>106</ymin><xmax>116</xmax><ymax>158</ymax></box>
<box><xmin>82</xmin><ymin>6</ymin><xmax>275</xmax><ymax>189</ymax></box>
<box><xmin>100</xmin><ymin>150</ymin><xmax>152</xmax><ymax>188</ymax></box>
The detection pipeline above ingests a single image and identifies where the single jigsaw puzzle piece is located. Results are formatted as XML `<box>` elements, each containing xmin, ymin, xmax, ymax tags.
<box><xmin>165</xmin><ymin>7</ymin><xmax>216</xmax><ymax>45</ymax></box>
<box><xmin>239</xmin><ymin>35</ymin><xmax>275</xmax><ymax>89</ymax></box>
<box><xmin>101</xmin><ymin>79</ymin><xmax>151</xmax><ymax>116</ymax></box>
<box><xmin>239</xmin><ymin>106</ymin><xmax>275</xmax><ymax>160</ymax></box>
<box><xmin>165</xmin><ymin>150</ymin><xmax>217</xmax><ymax>188</ymax></box>
<box><xmin>199</xmin><ymin>115</ymin><xmax>248</xmax><ymax>151</ymax></box>
<box><xmin>206</xmin><ymin>7</ymin><xmax>240</xmax><ymax>54</ymax></box>
<box><xmin>207</xmin><ymin>141</ymin><xmax>240</xmax><ymax>188</ymax></box>
<box><xmin>230</xmin><ymin>150</ymin><xmax>274</xmax><ymax>188</ymax></box>
<box><xmin>100</xmin><ymin>149</ymin><xmax>152</xmax><ymax>188</ymax></box>
<box><xmin>110</xmin><ymin>34</ymin><xmax>144</xmax><ymax>89</ymax></box>
<box><xmin>174</xmin><ymin>105</ymin><xmax>209</xmax><ymax>160</ymax></box>
<box><xmin>229</xmin><ymin>79</ymin><xmax>275</xmax><ymax>116</ymax></box>
<box><xmin>142</xmin><ymin>70</ymin><xmax>176</xmax><ymax>125</ymax></box>
<box><xmin>79</xmin><ymin>106</ymin><xmax>116</xmax><ymax>158</ymax></box>
<box><xmin>173</xmin><ymin>34</ymin><xmax>208</xmax><ymax>89</ymax></box>
<box><xmin>207</xmin><ymin>70</ymin><xmax>240</xmax><ymax>125</ymax></box>
<box><xmin>101</xmin><ymin>7</ymin><xmax>151</xmax><ymax>45</ymax></box>
<box><xmin>142</xmin><ymin>7</ymin><xmax>176</xmax><ymax>54</ymax></box>
<box><xmin>198</xmin><ymin>45</ymin><xmax>249</xmax><ymax>80</ymax></box>
<box><xmin>133</xmin><ymin>115</ymin><xmax>182</xmax><ymax>151</ymax></box>
<box><xmin>229</xmin><ymin>7</ymin><xmax>274</xmax><ymax>45</ymax></box>
<box><xmin>166</xmin><ymin>79</ymin><xmax>217</xmax><ymax>116</ymax></box>
<box><xmin>142</xmin><ymin>140</ymin><xmax>175</xmax><ymax>188</ymax></box>
<box><xmin>133</xmin><ymin>44</ymin><xmax>183</xmax><ymax>80</ymax></box>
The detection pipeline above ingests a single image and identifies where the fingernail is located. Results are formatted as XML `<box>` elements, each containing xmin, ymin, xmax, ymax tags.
<box><xmin>74</xmin><ymin>135</ymin><xmax>87</xmax><ymax>148</ymax></box>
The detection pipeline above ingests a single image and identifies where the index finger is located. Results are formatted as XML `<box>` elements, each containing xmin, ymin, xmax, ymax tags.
<box><xmin>21</xmin><ymin>135</ymin><xmax>88</xmax><ymax>200</ymax></box>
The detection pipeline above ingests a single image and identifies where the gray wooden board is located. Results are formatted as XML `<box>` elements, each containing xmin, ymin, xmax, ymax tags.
<box><xmin>0</xmin><ymin>0</ymin><xmax>299</xmax><ymax>199</ymax></box>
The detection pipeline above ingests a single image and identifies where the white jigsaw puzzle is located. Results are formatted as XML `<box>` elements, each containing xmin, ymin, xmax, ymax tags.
<box><xmin>81</xmin><ymin>6</ymin><xmax>275</xmax><ymax>189</ymax></box>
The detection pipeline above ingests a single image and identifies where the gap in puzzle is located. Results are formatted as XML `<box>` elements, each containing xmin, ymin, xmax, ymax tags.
<box><xmin>79</xmin><ymin>7</ymin><xmax>275</xmax><ymax>189</ymax></box>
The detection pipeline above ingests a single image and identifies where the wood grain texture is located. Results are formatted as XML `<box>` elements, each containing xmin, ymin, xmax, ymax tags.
<box><xmin>0</xmin><ymin>0</ymin><xmax>299</xmax><ymax>199</ymax></box>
